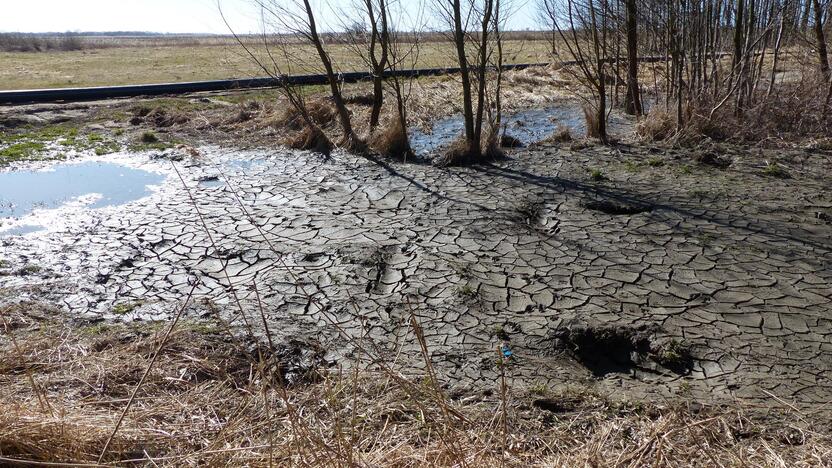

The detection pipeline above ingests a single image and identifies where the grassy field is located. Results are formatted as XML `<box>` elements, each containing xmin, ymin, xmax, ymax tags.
<box><xmin>0</xmin><ymin>39</ymin><xmax>552</xmax><ymax>90</ymax></box>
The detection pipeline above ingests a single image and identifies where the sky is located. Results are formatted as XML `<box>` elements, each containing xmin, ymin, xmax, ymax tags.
<box><xmin>0</xmin><ymin>0</ymin><xmax>540</xmax><ymax>34</ymax></box>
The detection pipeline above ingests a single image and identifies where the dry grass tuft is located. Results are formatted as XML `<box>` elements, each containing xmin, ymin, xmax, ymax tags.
<box><xmin>285</xmin><ymin>125</ymin><xmax>333</xmax><ymax>155</ymax></box>
<box><xmin>435</xmin><ymin>136</ymin><xmax>477</xmax><ymax>167</ymax></box>
<box><xmin>582</xmin><ymin>105</ymin><xmax>601</xmax><ymax>139</ymax></box>
<box><xmin>370</xmin><ymin>118</ymin><xmax>413</xmax><ymax>160</ymax></box>
<box><xmin>343</xmin><ymin>93</ymin><xmax>376</xmax><ymax>106</ymax></box>
<box><xmin>484</xmin><ymin>128</ymin><xmax>506</xmax><ymax>161</ymax></box>
<box><xmin>435</xmin><ymin>128</ymin><xmax>507</xmax><ymax>167</ymax></box>
<box><xmin>542</xmin><ymin>125</ymin><xmax>573</xmax><ymax>144</ymax></box>
<box><xmin>274</xmin><ymin>100</ymin><xmax>338</xmax><ymax>131</ymax></box>
<box><xmin>636</xmin><ymin>109</ymin><xmax>676</xmax><ymax>142</ymax></box>
<box><xmin>637</xmin><ymin>79</ymin><xmax>832</xmax><ymax>147</ymax></box>
<box><xmin>130</xmin><ymin>106</ymin><xmax>190</xmax><ymax>128</ymax></box>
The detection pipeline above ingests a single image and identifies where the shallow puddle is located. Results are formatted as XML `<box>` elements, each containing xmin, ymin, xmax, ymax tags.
<box><xmin>410</xmin><ymin>103</ymin><xmax>633</xmax><ymax>155</ymax></box>
<box><xmin>0</xmin><ymin>161</ymin><xmax>164</xmax><ymax>236</ymax></box>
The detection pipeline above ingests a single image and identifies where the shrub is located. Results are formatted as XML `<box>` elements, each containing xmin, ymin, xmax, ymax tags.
<box><xmin>544</xmin><ymin>125</ymin><xmax>572</xmax><ymax>144</ymax></box>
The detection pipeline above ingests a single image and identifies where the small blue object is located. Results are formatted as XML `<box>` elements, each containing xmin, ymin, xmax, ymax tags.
<box><xmin>501</xmin><ymin>344</ymin><xmax>513</xmax><ymax>359</ymax></box>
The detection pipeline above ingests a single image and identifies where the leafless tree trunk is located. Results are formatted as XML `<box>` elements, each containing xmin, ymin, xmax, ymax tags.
<box><xmin>221</xmin><ymin>2</ymin><xmax>333</xmax><ymax>154</ymax></box>
<box><xmin>812</xmin><ymin>0</ymin><xmax>831</xmax><ymax>79</ymax></box>
<box><xmin>299</xmin><ymin>0</ymin><xmax>363</xmax><ymax>149</ymax></box>
<box><xmin>436</xmin><ymin>0</ymin><xmax>502</xmax><ymax>164</ymax></box>
<box><xmin>541</xmin><ymin>0</ymin><xmax>612</xmax><ymax>143</ymax></box>
<box><xmin>364</xmin><ymin>0</ymin><xmax>391</xmax><ymax>129</ymax></box>
<box><xmin>624</xmin><ymin>0</ymin><xmax>642</xmax><ymax>115</ymax></box>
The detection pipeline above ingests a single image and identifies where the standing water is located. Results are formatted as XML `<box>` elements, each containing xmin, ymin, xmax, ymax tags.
<box><xmin>0</xmin><ymin>161</ymin><xmax>164</xmax><ymax>236</ymax></box>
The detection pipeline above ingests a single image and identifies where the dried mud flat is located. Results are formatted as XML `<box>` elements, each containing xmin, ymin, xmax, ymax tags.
<box><xmin>1</xmin><ymin>136</ymin><xmax>832</xmax><ymax>415</ymax></box>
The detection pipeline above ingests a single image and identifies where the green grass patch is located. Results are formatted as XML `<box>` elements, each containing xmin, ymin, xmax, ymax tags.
<box><xmin>140</xmin><ymin>131</ymin><xmax>159</xmax><ymax>143</ymax></box>
<box><xmin>112</xmin><ymin>301</ymin><xmax>142</xmax><ymax>316</ymax></box>
<box><xmin>623</xmin><ymin>160</ymin><xmax>642</xmax><ymax>173</ymax></box>
<box><xmin>762</xmin><ymin>161</ymin><xmax>789</xmax><ymax>178</ymax></box>
<box><xmin>0</xmin><ymin>141</ymin><xmax>46</xmax><ymax>163</ymax></box>
<box><xmin>456</xmin><ymin>284</ymin><xmax>478</xmax><ymax>300</ymax></box>
<box><xmin>129</xmin><ymin>131</ymin><xmax>175</xmax><ymax>151</ymax></box>
<box><xmin>0</xmin><ymin>125</ymin><xmax>122</xmax><ymax>162</ymax></box>
<box><xmin>677</xmin><ymin>165</ymin><xmax>693</xmax><ymax>175</ymax></box>
<box><xmin>529</xmin><ymin>382</ymin><xmax>549</xmax><ymax>396</ymax></box>
<box><xmin>589</xmin><ymin>168</ymin><xmax>607</xmax><ymax>181</ymax></box>
<box><xmin>647</xmin><ymin>157</ymin><xmax>665</xmax><ymax>167</ymax></box>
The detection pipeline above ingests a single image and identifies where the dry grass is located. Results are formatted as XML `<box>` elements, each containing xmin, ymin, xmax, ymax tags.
<box><xmin>637</xmin><ymin>78</ymin><xmax>832</xmax><ymax>147</ymax></box>
<box><xmin>1</xmin><ymin>303</ymin><xmax>830</xmax><ymax>467</ymax></box>
<box><xmin>370</xmin><ymin>118</ymin><xmax>413</xmax><ymax>160</ymax></box>
<box><xmin>273</xmin><ymin>99</ymin><xmax>338</xmax><ymax>130</ymax></box>
<box><xmin>0</xmin><ymin>39</ymin><xmax>553</xmax><ymax>90</ymax></box>
<box><xmin>542</xmin><ymin>125</ymin><xmax>573</xmax><ymax>144</ymax></box>
<box><xmin>582</xmin><ymin>105</ymin><xmax>602</xmax><ymax>139</ymax></box>
<box><xmin>636</xmin><ymin>109</ymin><xmax>676</xmax><ymax>142</ymax></box>
<box><xmin>285</xmin><ymin>125</ymin><xmax>333</xmax><ymax>155</ymax></box>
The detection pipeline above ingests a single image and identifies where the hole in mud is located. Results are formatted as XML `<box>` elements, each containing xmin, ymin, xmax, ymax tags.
<box><xmin>550</xmin><ymin>323</ymin><xmax>693</xmax><ymax>377</ymax></box>
<box><xmin>583</xmin><ymin>200</ymin><xmax>653</xmax><ymax>216</ymax></box>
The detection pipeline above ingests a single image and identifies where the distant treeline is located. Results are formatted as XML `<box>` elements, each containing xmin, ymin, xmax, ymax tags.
<box><xmin>0</xmin><ymin>30</ymin><xmax>551</xmax><ymax>53</ymax></box>
<box><xmin>0</xmin><ymin>33</ymin><xmax>85</xmax><ymax>52</ymax></box>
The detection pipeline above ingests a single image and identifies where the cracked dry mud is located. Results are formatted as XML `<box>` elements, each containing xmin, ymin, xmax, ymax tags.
<box><xmin>2</xmin><ymin>143</ymin><xmax>831</xmax><ymax>410</ymax></box>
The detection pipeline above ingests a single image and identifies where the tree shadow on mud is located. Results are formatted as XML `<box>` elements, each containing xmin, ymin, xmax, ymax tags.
<box><xmin>473</xmin><ymin>162</ymin><xmax>832</xmax><ymax>256</ymax></box>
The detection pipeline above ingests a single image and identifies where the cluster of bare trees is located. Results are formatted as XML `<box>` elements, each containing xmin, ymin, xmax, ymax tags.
<box><xmin>542</xmin><ymin>0</ymin><xmax>832</xmax><ymax>141</ymax></box>
<box><xmin>225</xmin><ymin>0</ymin><xmax>517</xmax><ymax>164</ymax></box>
<box><xmin>227</xmin><ymin>0</ymin><xmax>832</xmax><ymax>161</ymax></box>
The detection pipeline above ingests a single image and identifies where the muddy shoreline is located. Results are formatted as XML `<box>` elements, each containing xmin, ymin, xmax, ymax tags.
<box><xmin>2</xmin><ymin>106</ymin><xmax>831</xmax><ymax>415</ymax></box>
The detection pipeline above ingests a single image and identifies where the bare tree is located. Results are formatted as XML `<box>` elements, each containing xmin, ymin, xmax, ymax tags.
<box><xmin>252</xmin><ymin>0</ymin><xmax>365</xmax><ymax>151</ymax></box>
<box><xmin>541</xmin><ymin>0</ymin><xmax>613</xmax><ymax>142</ymax></box>
<box><xmin>220</xmin><ymin>1</ymin><xmax>333</xmax><ymax>154</ymax></box>
<box><xmin>624</xmin><ymin>0</ymin><xmax>643</xmax><ymax>115</ymax></box>
<box><xmin>435</xmin><ymin>0</ymin><xmax>503</xmax><ymax>165</ymax></box>
<box><xmin>811</xmin><ymin>0</ymin><xmax>831</xmax><ymax>79</ymax></box>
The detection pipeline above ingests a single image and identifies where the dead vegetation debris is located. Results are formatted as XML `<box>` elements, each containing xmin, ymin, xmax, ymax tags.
<box><xmin>1</xmin><ymin>305</ymin><xmax>829</xmax><ymax>467</ymax></box>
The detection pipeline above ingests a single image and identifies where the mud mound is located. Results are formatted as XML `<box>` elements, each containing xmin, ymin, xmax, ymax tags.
<box><xmin>694</xmin><ymin>151</ymin><xmax>732</xmax><ymax>168</ymax></box>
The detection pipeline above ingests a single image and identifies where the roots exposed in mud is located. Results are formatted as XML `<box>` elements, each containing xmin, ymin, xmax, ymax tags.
<box><xmin>500</xmin><ymin>134</ymin><xmax>524</xmax><ymax>148</ymax></box>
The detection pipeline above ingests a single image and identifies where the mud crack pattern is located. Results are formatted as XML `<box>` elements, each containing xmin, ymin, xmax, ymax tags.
<box><xmin>2</xmin><ymin>144</ymin><xmax>831</xmax><ymax>409</ymax></box>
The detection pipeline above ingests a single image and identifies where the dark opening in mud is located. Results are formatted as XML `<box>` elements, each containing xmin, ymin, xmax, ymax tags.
<box><xmin>583</xmin><ymin>200</ymin><xmax>653</xmax><ymax>216</ymax></box>
<box><xmin>550</xmin><ymin>323</ymin><xmax>693</xmax><ymax>376</ymax></box>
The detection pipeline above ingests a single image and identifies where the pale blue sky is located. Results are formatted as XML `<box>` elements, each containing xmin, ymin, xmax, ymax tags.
<box><xmin>1</xmin><ymin>0</ymin><xmax>539</xmax><ymax>34</ymax></box>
